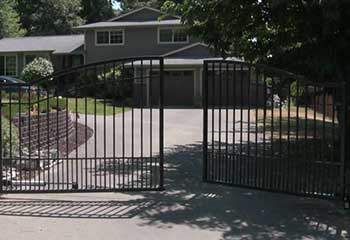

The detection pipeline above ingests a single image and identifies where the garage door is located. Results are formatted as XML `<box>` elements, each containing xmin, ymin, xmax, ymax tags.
<box><xmin>151</xmin><ymin>70</ymin><xmax>194</xmax><ymax>107</ymax></box>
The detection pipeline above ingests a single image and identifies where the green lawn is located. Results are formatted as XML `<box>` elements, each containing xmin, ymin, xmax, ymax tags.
<box><xmin>66</xmin><ymin>98</ymin><xmax>127</xmax><ymax>115</ymax></box>
<box><xmin>1</xmin><ymin>97</ymin><xmax>127</xmax><ymax>118</ymax></box>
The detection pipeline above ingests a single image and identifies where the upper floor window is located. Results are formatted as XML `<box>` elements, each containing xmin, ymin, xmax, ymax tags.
<box><xmin>158</xmin><ymin>28</ymin><xmax>189</xmax><ymax>44</ymax></box>
<box><xmin>24</xmin><ymin>54</ymin><xmax>49</xmax><ymax>66</ymax></box>
<box><xmin>0</xmin><ymin>55</ymin><xmax>17</xmax><ymax>76</ymax></box>
<box><xmin>96</xmin><ymin>30</ymin><xmax>124</xmax><ymax>46</ymax></box>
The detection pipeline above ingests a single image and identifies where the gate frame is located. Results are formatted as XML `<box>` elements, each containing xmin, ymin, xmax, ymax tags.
<box><xmin>202</xmin><ymin>59</ymin><xmax>347</xmax><ymax>202</ymax></box>
<box><xmin>0</xmin><ymin>56</ymin><xmax>165</xmax><ymax>194</ymax></box>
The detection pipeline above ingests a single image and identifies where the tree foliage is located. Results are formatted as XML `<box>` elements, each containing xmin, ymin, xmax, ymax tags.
<box><xmin>116</xmin><ymin>0</ymin><xmax>183</xmax><ymax>12</ymax></box>
<box><xmin>0</xmin><ymin>0</ymin><xmax>26</xmax><ymax>38</ymax></box>
<box><xmin>81</xmin><ymin>0</ymin><xmax>115</xmax><ymax>23</ymax></box>
<box><xmin>162</xmin><ymin>0</ymin><xmax>350</xmax><ymax>82</ymax></box>
<box><xmin>16</xmin><ymin>0</ymin><xmax>84</xmax><ymax>35</ymax></box>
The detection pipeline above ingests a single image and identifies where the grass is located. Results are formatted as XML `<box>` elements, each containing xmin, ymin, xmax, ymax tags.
<box><xmin>66</xmin><ymin>98</ymin><xmax>126</xmax><ymax>115</ymax></box>
<box><xmin>254</xmin><ymin>106</ymin><xmax>339</xmax><ymax>141</ymax></box>
<box><xmin>1</xmin><ymin>96</ymin><xmax>127</xmax><ymax>118</ymax></box>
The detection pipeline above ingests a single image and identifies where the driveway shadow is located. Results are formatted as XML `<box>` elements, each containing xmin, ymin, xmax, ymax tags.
<box><xmin>0</xmin><ymin>143</ymin><xmax>348</xmax><ymax>239</ymax></box>
<box><xmin>129</xmin><ymin>144</ymin><xmax>350</xmax><ymax>240</ymax></box>
<box><xmin>0</xmin><ymin>198</ymin><xmax>155</xmax><ymax>219</ymax></box>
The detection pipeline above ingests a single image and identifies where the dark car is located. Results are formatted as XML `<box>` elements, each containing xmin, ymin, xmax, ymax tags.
<box><xmin>0</xmin><ymin>76</ymin><xmax>41</xmax><ymax>94</ymax></box>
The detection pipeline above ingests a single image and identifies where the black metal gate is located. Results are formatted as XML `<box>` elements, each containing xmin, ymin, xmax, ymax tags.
<box><xmin>203</xmin><ymin>60</ymin><xmax>347</xmax><ymax>199</ymax></box>
<box><xmin>0</xmin><ymin>57</ymin><xmax>164</xmax><ymax>193</ymax></box>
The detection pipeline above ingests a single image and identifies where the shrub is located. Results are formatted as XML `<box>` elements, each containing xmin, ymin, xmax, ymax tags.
<box><xmin>21</xmin><ymin>57</ymin><xmax>54</xmax><ymax>83</ymax></box>
<box><xmin>1</xmin><ymin>117</ymin><xmax>19</xmax><ymax>158</ymax></box>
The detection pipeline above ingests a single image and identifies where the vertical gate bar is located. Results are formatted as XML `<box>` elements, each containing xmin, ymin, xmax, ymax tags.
<box><xmin>75</xmin><ymin>78</ymin><xmax>79</xmax><ymax>190</ymax></box>
<box><xmin>94</xmin><ymin>66</ymin><xmax>97</xmax><ymax>189</ymax></box>
<box><xmin>149</xmin><ymin>60</ymin><xmax>153</xmax><ymax>188</ymax></box>
<box><xmin>225</xmin><ymin>62</ymin><xmax>229</xmax><ymax>183</ymax></box>
<box><xmin>19</xmin><ymin>88</ymin><xmax>22</xmax><ymax>191</ymax></box>
<box><xmin>255</xmin><ymin>68</ymin><xmax>259</xmax><ymax>188</ymax></box>
<box><xmin>262</xmin><ymin>73</ymin><xmax>267</xmax><ymax>189</ymax></box>
<box><xmin>312</xmin><ymin>82</ymin><xmax>317</xmax><ymax>195</ymax></box>
<box><xmin>55</xmin><ymin>81</ymin><xmax>60</xmax><ymax>191</ymax></box>
<box><xmin>278</xmin><ymin>77</ymin><xmax>283</xmax><ymax>191</ymax></box>
<box><xmin>55</xmin><ymin>78</ymin><xmax>59</xmax><ymax>190</ymax></box>
<box><xmin>57</xmin><ymin>78</ymin><xmax>61</xmax><ymax>190</ymax></box>
<box><xmin>270</xmin><ymin>77</ymin><xmax>274</xmax><ymax>190</ymax></box>
<box><xmin>140</xmin><ymin>60</ymin><xmax>144</xmax><ymax>189</ymax></box>
<box><xmin>247</xmin><ymin>65</ymin><xmax>251</xmax><ymax>186</ymax></box>
<box><xmin>304</xmin><ymin>83</ymin><xmax>309</xmax><ymax>194</ymax></box>
<box><xmin>218</xmin><ymin>62</ymin><xmax>222</xmax><ymax>182</ymax></box>
<box><xmin>112</xmin><ymin>63</ymin><xmax>116</xmax><ymax>190</ymax></box>
<box><xmin>122</xmin><ymin>62</ymin><xmax>126</xmax><ymax>189</ymax></box>
<box><xmin>28</xmin><ymin>86</ymin><xmax>32</xmax><ymax>190</ymax></box>
<box><xmin>322</xmin><ymin>87</ymin><xmax>327</xmax><ymax>195</ymax></box>
<box><xmin>4</xmin><ymin>92</ymin><xmax>7</xmax><ymax>192</ymax></box>
<box><xmin>9</xmin><ymin>91</ymin><xmax>13</xmax><ymax>191</ymax></box>
<box><xmin>131</xmin><ymin>61</ymin><xmax>135</xmax><ymax>189</ymax></box>
<box><xmin>84</xmin><ymin>69</ymin><xmax>88</xmax><ymax>190</ymax></box>
<box><xmin>286</xmin><ymin>80</ymin><xmax>291</xmax><ymax>192</ymax></box>
<box><xmin>203</xmin><ymin>61</ymin><xmax>208</xmax><ymax>182</ymax></box>
<box><xmin>159</xmin><ymin>58</ymin><xmax>164</xmax><ymax>189</ymax></box>
<box><xmin>45</xmin><ymin>88</ymin><xmax>50</xmax><ymax>191</ymax></box>
<box><xmin>295</xmin><ymin>79</ymin><xmax>300</xmax><ymax>193</ymax></box>
<box><xmin>37</xmin><ymin>86</ymin><xmax>41</xmax><ymax>191</ymax></box>
<box><xmin>239</xmin><ymin>63</ymin><xmax>244</xmax><ymax>185</ymax></box>
<box><xmin>0</xmin><ymin>89</ymin><xmax>3</xmax><ymax>193</ymax></box>
<box><xmin>61</xmin><ymin>82</ymin><xmax>65</xmax><ymax>191</ymax></box>
<box><xmin>211</xmin><ymin>62</ymin><xmax>215</xmax><ymax>182</ymax></box>
<box><xmin>331</xmin><ymin>86</ymin><xmax>336</xmax><ymax>195</ymax></box>
<box><xmin>3</xmin><ymin>91</ymin><xmax>6</xmax><ymax>191</ymax></box>
<box><xmin>65</xmin><ymin>88</ymin><xmax>69</xmax><ymax>190</ymax></box>
<box><xmin>232</xmin><ymin>63</ymin><xmax>236</xmax><ymax>184</ymax></box>
<box><xmin>340</xmin><ymin>82</ymin><xmax>346</xmax><ymax>200</ymax></box>
<box><xmin>103</xmin><ymin>64</ymin><xmax>107</xmax><ymax>189</ymax></box>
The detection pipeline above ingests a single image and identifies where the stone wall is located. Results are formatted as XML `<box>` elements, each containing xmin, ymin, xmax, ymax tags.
<box><xmin>12</xmin><ymin>110</ymin><xmax>75</xmax><ymax>152</ymax></box>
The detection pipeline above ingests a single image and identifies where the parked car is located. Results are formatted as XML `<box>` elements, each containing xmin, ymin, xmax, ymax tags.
<box><xmin>0</xmin><ymin>76</ymin><xmax>30</xmax><ymax>93</ymax></box>
<box><xmin>0</xmin><ymin>76</ymin><xmax>45</xmax><ymax>95</ymax></box>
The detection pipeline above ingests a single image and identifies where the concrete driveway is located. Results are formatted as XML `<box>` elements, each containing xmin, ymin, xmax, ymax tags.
<box><xmin>0</xmin><ymin>109</ymin><xmax>349</xmax><ymax>240</ymax></box>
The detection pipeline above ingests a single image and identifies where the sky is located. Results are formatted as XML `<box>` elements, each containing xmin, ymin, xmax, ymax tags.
<box><xmin>113</xmin><ymin>1</ymin><xmax>121</xmax><ymax>9</ymax></box>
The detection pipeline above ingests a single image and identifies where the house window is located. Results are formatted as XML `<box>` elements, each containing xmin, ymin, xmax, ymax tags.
<box><xmin>24</xmin><ymin>54</ymin><xmax>49</xmax><ymax>65</ymax></box>
<box><xmin>110</xmin><ymin>30</ymin><xmax>123</xmax><ymax>44</ymax></box>
<box><xmin>96</xmin><ymin>30</ymin><xmax>124</xmax><ymax>45</ymax></box>
<box><xmin>0</xmin><ymin>55</ymin><xmax>17</xmax><ymax>76</ymax></box>
<box><xmin>96</xmin><ymin>31</ymin><xmax>110</xmax><ymax>44</ymax></box>
<box><xmin>159</xmin><ymin>28</ymin><xmax>189</xmax><ymax>44</ymax></box>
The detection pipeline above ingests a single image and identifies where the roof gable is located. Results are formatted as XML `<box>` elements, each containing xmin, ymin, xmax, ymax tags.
<box><xmin>163</xmin><ymin>43</ymin><xmax>216</xmax><ymax>59</ymax></box>
<box><xmin>109</xmin><ymin>7</ymin><xmax>179</xmax><ymax>22</ymax></box>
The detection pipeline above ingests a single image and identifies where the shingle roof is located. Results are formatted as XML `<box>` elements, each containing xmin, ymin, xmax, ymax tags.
<box><xmin>132</xmin><ymin>57</ymin><xmax>242</xmax><ymax>67</ymax></box>
<box><xmin>0</xmin><ymin>35</ymin><xmax>84</xmax><ymax>54</ymax></box>
<box><xmin>75</xmin><ymin>19</ymin><xmax>182</xmax><ymax>30</ymax></box>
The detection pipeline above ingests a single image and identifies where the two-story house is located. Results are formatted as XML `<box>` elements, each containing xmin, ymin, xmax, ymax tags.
<box><xmin>0</xmin><ymin>7</ymin><xmax>247</xmax><ymax>107</ymax></box>
<box><xmin>75</xmin><ymin>7</ymin><xmax>235</xmax><ymax>106</ymax></box>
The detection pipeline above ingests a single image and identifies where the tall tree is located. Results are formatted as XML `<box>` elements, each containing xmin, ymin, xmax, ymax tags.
<box><xmin>163</xmin><ymin>0</ymin><xmax>350</xmax><ymax>83</ymax></box>
<box><xmin>0</xmin><ymin>0</ymin><xmax>26</xmax><ymax>39</ymax></box>
<box><xmin>81</xmin><ymin>0</ymin><xmax>115</xmax><ymax>23</ymax></box>
<box><xmin>16</xmin><ymin>0</ymin><xmax>84</xmax><ymax>36</ymax></box>
<box><xmin>163</xmin><ymin>0</ymin><xmax>350</xmax><ymax>175</ymax></box>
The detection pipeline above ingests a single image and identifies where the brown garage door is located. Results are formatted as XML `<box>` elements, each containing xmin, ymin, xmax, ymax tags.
<box><xmin>151</xmin><ymin>70</ymin><xmax>194</xmax><ymax>107</ymax></box>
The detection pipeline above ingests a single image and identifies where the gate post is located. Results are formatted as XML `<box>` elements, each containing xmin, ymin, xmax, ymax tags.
<box><xmin>203</xmin><ymin>61</ymin><xmax>208</xmax><ymax>182</ymax></box>
<box><xmin>159</xmin><ymin>58</ymin><xmax>164</xmax><ymax>190</ymax></box>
